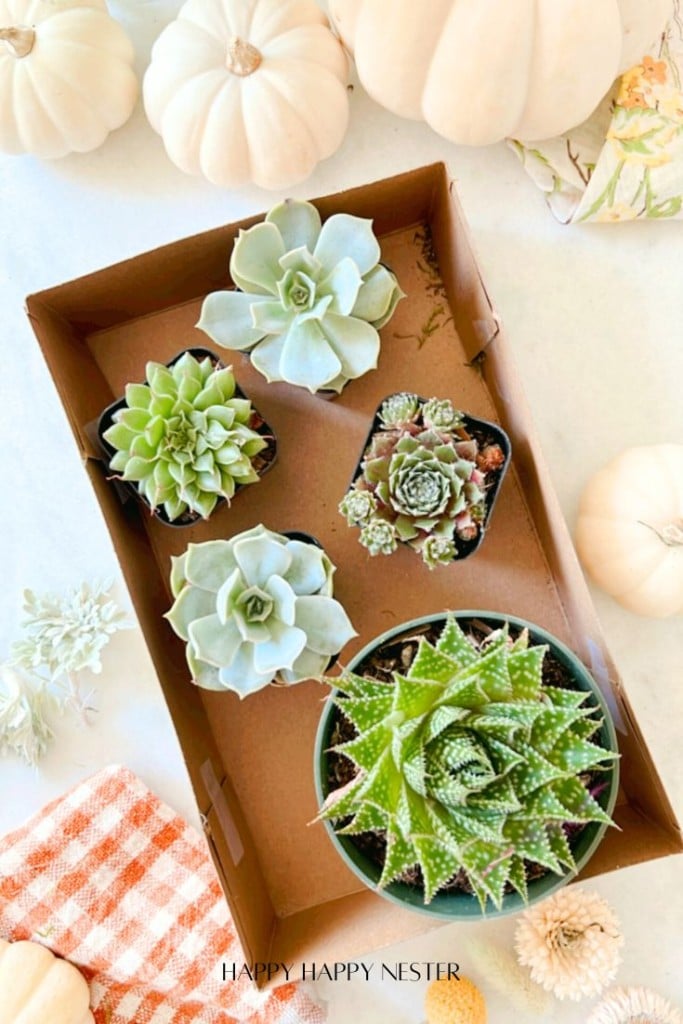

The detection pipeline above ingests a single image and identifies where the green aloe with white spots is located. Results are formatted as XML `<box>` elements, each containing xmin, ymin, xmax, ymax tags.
<box><xmin>319</xmin><ymin>615</ymin><xmax>618</xmax><ymax>910</ymax></box>
<box><xmin>102</xmin><ymin>352</ymin><xmax>267</xmax><ymax>522</ymax></box>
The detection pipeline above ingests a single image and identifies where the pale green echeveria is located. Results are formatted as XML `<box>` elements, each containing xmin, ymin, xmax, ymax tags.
<box><xmin>103</xmin><ymin>352</ymin><xmax>266</xmax><ymax>522</ymax></box>
<box><xmin>166</xmin><ymin>525</ymin><xmax>357</xmax><ymax>697</ymax></box>
<box><xmin>197</xmin><ymin>199</ymin><xmax>404</xmax><ymax>394</ymax></box>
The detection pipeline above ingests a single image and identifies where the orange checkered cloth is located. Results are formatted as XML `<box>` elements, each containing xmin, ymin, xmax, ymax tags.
<box><xmin>0</xmin><ymin>765</ymin><xmax>326</xmax><ymax>1024</ymax></box>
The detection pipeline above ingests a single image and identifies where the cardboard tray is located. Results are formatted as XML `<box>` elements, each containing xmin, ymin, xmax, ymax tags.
<box><xmin>26</xmin><ymin>163</ymin><xmax>683</xmax><ymax>987</ymax></box>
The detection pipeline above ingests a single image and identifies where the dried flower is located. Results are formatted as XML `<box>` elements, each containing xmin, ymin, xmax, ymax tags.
<box><xmin>424</xmin><ymin>976</ymin><xmax>486</xmax><ymax>1024</ymax></box>
<box><xmin>587</xmin><ymin>987</ymin><xmax>683</xmax><ymax>1024</ymax></box>
<box><xmin>515</xmin><ymin>888</ymin><xmax>624</xmax><ymax>1000</ymax></box>
<box><xmin>467</xmin><ymin>938</ymin><xmax>552</xmax><ymax>1016</ymax></box>
<box><xmin>0</xmin><ymin>665</ymin><xmax>56</xmax><ymax>767</ymax></box>
<box><xmin>11</xmin><ymin>581</ymin><xmax>129</xmax><ymax>679</ymax></box>
<box><xmin>1</xmin><ymin>581</ymin><xmax>129</xmax><ymax>764</ymax></box>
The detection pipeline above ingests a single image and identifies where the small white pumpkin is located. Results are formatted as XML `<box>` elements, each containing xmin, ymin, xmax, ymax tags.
<box><xmin>143</xmin><ymin>0</ymin><xmax>349</xmax><ymax>190</ymax></box>
<box><xmin>0</xmin><ymin>939</ymin><xmax>94</xmax><ymax>1024</ymax></box>
<box><xmin>329</xmin><ymin>0</ymin><xmax>671</xmax><ymax>145</ymax></box>
<box><xmin>0</xmin><ymin>0</ymin><xmax>138</xmax><ymax>158</ymax></box>
<box><xmin>575</xmin><ymin>445</ymin><xmax>683</xmax><ymax>618</ymax></box>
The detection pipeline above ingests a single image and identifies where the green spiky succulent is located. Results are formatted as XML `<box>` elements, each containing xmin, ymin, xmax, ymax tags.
<box><xmin>102</xmin><ymin>352</ymin><xmax>269</xmax><ymax>522</ymax></box>
<box><xmin>339</xmin><ymin>394</ymin><xmax>506</xmax><ymax>568</ymax></box>
<box><xmin>318</xmin><ymin>616</ymin><xmax>618</xmax><ymax>911</ymax></box>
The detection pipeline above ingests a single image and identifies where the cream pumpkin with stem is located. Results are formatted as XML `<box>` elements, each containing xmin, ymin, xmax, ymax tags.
<box><xmin>329</xmin><ymin>0</ymin><xmax>670</xmax><ymax>146</ymax></box>
<box><xmin>0</xmin><ymin>0</ymin><xmax>138</xmax><ymax>158</ymax></box>
<box><xmin>575</xmin><ymin>445</ymin><xmax>683</xmax><ymax>618</ymax></box>
<box><xmin>143</xmin><ymin>0</ymin><xmax>349</xmax><ymax>190</ymax></box>
<box><xmin>0</xmin><ymin>939</ymin><xmax>94</xmax><ymax>1024</ymax></box>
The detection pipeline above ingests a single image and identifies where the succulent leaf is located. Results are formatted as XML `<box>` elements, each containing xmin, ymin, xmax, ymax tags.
<box><xmin>103</xmin><ymin>353</ymin><xmax>267</xmax><ymax>522</ymax></box>
<box><xmin>166</xmin><ymin>525</ymin><xmax>356</xmax><ymax>697</ymax></box>
<box><xmin>320</xmin><ymin>616</ymin><xmax>618</xmax><ymax>909</ymax></box>
<box><xmin>198</xmin><ymin>200</ymin><xmax>403</xmax><ymax>394</ymax></box>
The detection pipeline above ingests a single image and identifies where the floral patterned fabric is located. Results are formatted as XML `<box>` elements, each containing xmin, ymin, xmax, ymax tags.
<box><xmin>511</xmin><ymin>1</ymin><xmax>683</xmax><ymax>223</ymax></box>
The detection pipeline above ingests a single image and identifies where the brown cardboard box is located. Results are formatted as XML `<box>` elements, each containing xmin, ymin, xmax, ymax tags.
<box><xmin>26</xmin><ymin>163</ymin><xmax>682</xmax><ymax>987</ymax></box>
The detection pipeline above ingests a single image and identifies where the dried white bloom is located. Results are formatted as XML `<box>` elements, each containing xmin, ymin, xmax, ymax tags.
<box><xmin>515</xmin><ymin>888</ymin><xmax>624</xmax><ymax>1000</ymax></box>
<box><xmin>587</xmin><ymin>986</ymin><xmax>683</xmax><ymax>1024</ymax></box>
<box><xmin>0</xmin><ymin>665</ymin><xmax>56</xmax><ymax>767</ymax></box>
<box><xmin>467</xmin><ymin>938</ymin><xmax>552</xmax><ymax>1017</ymax></box>
<box><xmin>12</xmin><ymin>581</ymin><xmax>129</xmax><ymax>678</ymax></box>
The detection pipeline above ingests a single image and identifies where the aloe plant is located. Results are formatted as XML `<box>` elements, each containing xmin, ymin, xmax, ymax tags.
<box><xmin>197</xmin><ymin>199</ymin><xmax>404</xmax><ymax>394</ymax></box>
<box><xmin>339</xmin><ymin>394</ymin><xmax>507</xmax><ymax>567</ymax></box>
<box><xmin>318</xmin><ymin>615</ymin><xmax>618</xmax><ymax>910</ymax></box>
<box><xmin>102</xmin><ymin>352</ymin><xmax>268</xmax><ymax>522</ymax></box>
<box><xmin>166</xmin><ymin>525</ymin><xmax>356</xmax><ymax>697</ymax></box>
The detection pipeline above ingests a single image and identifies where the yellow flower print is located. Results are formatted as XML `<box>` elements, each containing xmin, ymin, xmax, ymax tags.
<box><xmin>657</xmin><ymin>87</ymin><xmax>683</xmax><ymax>124</ymax></box>
<box><xmin>607</xmin><ymin>109</ymin><xmax>678</xmax><ymax>167</ymax></box>
<box><xmin>594</xmin><ymin>203</ymin><xmax>639</xmax><ymax>223</ymax></box>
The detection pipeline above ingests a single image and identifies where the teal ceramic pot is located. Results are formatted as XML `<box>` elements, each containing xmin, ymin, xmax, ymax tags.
<box><xmin>314</xmin><ymin>611</ymin><xmax>619</xmax><ymax>920</ymax></box>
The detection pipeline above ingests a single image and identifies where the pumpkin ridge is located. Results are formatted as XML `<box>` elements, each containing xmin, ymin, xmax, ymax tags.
<box><xmin>200</xmin><ymin>75</ymin><xmax>251</xmax><ymax>181</ymax></box>
<box><xmin>15</xmin><ymin>60</ymin><xmax>81</xmax><ymax>155</ymax></box>
<box><xmin>244</xmin><ymin>67</ymin><xmax>316</xmax><ymax>151</ymax></box>
<box><xmin>247</xmin><ymin>0</ymin><xmax>327</xmax><ymax>47</ymax></box>
<box><xmin>35</xmin><ymin>8</ymin><xmax>133</xmax><ymax>59</ymax></box>
<box><xmin>163</xmin><ymin>70</ymin><xmax>233</xmax><ymax>174</ymax></box>
<box><xmin>0</xmin><ymin>55</ymin><xmax>23</xmax><ymax>153</ymax></box>
<box><xmin>257</xmin><ymin>24</ymin><xmax>348</xmax><ymax>75</ymax></box>
<box><xmin>24</xmin><ymin>45</ymin><xmax>134</xmax><ymax>131</ymax></box>
<box><xmin>256</xmin><ymin>58</ymin><xmax>348</xmax><ymax>157</ymax></box>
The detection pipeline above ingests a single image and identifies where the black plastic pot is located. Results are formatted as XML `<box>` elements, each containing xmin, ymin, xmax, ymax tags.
<box><xmin>314</xmin><ymin>611</ymin><xmax>619</xmax><ymax>920</ymax></box>
<box><xmin>345</xmin><ymin>394</ymin><xmax>511</xmax><ymax>561</ymax></box>
<box><xmin>97</xmin><ymin>347</ymin><xmax>277</xmax><ymax>527</ymax></box>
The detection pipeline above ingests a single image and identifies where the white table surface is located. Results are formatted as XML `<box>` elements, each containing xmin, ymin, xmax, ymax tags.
<box><xmin>1</xmin><ymin>5</ymin><xmax>682</xmax><ymax>1021</ymax></box>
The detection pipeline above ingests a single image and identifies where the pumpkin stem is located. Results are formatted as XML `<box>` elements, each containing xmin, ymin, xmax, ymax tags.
<box><xmin>226</xmin><ymin>36</ymin><xmax>262</xmax><ymax>77</ymax></box>
<box><xmin>0</xmin><ymin>25</ymin><xmax>35</xmax><ymax>58</ymax></box>
<box><xmin>638</xmin><ymin>520</ymin><xmax>683</xmax><ymax>547</ymax></box>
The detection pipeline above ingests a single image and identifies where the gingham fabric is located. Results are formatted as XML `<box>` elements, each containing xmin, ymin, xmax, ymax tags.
<box><xmin>0</xmin><ymin>765</ymin><xmax>326</xmax><ymax>1024</ymax></box>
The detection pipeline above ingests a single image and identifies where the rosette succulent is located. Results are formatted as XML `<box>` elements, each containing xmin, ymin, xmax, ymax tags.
<box><xmin>101</xmin><ymin>352</ymin><xmax>269</xmax><ymax>522</ymax></box>
<box><xmin>318</xmin><ymin>615</ymin><xmax>619</xmax><ymax>910</ymax></box>
<box><xmin>166</xmin><ymin>525</ymin><xmax>357</xmax><ymax>697</ymax></box>
<box><xmin>197</xmin><ymin>199</ymin><xmax>404</xmax><ymax>394</ymax></box>
<box><xmin>340</xmin><ymin>394</ymin><xmax>507</xmax><ymax>567</ymax></box>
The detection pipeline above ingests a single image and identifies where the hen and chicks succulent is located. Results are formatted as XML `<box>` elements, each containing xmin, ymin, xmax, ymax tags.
<box><xmin>339</xmin><ymin>394</ymin><xmax>507</xmax><ymax>567</ymax></box>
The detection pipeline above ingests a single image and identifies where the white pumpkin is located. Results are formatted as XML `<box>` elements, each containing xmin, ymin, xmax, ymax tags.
<box><xmin>0</xmin><ymin>939</ymin><xmax>94</xmax><ymax>1024</ymax></box>
<box><xmin>143</xmin><ymin>0</ymin><xmax>350</xmax><ymax>190</ymax></box>
<box><xmin>575</xmin><ymin>445</ymin><xmax>683</xmax><ymax>618</ymax></box>
<box><xmin>329</xmin><ymin>0</ymin><xmax>671</xmax><ymax>145</ymax></box>
<box><xmin>0</xmin><ymin>0</ymin><xmax>138</xmax><ymax>158</ymax></box>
